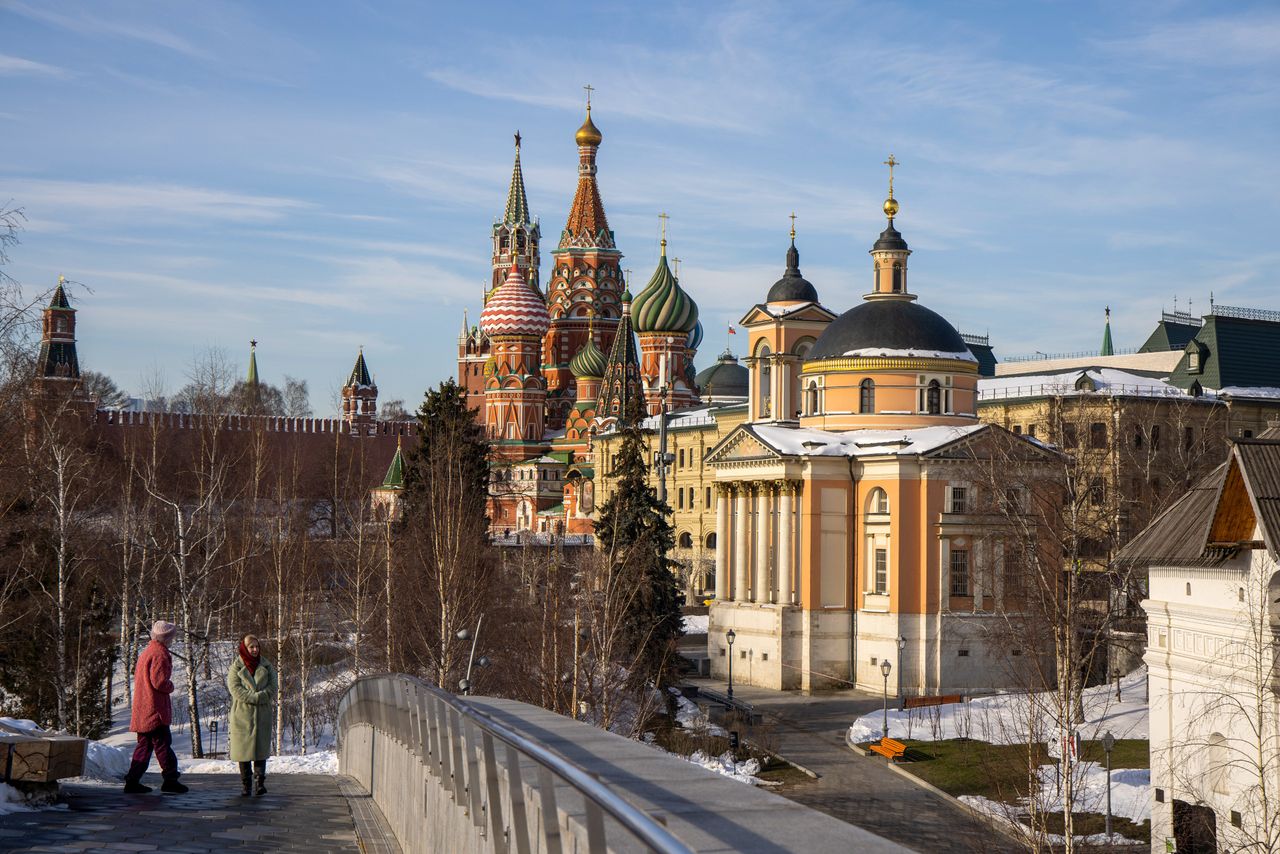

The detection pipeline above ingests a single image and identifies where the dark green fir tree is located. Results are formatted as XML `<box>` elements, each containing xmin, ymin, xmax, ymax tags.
<box><xmin>593</xmin><ymin>396</ymin><xmax>684</xmax><ymax>690</ymax></box>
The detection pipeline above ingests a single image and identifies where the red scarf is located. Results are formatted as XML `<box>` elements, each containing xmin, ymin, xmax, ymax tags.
<box><xmin>238</xmin><ymin>641</ymin><xmax>260</xmax><ymax>676</ymax></box>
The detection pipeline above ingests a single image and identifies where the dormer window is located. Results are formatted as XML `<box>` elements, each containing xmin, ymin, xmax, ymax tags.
<box><xmin>1185</xmin><ymin>340</ymin><xmax>1207</xmax><ymax>375</ymax></box>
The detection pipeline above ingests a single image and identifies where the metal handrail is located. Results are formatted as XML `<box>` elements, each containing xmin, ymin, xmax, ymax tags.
<box><xmin>338</xmin><ymin>673</ymin><xmax>693</xmax><ymax>854</ymax></box>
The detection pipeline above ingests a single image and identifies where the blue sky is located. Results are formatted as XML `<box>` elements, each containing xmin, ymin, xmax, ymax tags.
<box><xmin>2</xmin><ymin>0</ymin><xmax>1277</xmax><ymax>413</ymax></box>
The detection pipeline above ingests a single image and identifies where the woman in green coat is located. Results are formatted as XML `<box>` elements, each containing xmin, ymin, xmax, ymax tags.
<box><xmin>226</xmin><ymin>634</ymin><xmax>278</xmax><ymax>796</ymax></box>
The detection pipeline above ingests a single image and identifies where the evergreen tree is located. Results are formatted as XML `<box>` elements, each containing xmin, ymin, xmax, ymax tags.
<box><xmin>396</xmin><ymin>380</ymin><xmax>493</xmax><ymax>688</ymax></box>
<box><xmin>593</xmin><ymin>397</ymin><xmax>683</xmax><ymax>690</ymax></box>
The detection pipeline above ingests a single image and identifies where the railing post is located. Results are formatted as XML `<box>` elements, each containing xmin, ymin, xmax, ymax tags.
<box><xmin>481</xmin><ymin>731</ymin><xmax>508</xmax><ymax>853</ymax></box>
<box><xmin>536</xmin><ymin>765</ymin><xmax>563</xmax><ymax>854</ymax></box>
<box><xmin>463</xmin><ymin>718</ymin><xmax>485</xmax><ymax>833</ymax></box>
<box><xmin>504</xmin><ymin>742</ymin><xmax>532</xmax><ymax>854</ymax></box>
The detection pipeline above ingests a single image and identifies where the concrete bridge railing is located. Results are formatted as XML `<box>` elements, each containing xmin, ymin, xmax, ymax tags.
<box><xmin>338</xmin><ymin>674</ymin><xmax>907</xmax><ymax>854</ymax></box>
<box><xmin>338</xmin><ymin>674</ymin><xmax>691</xmax><ymax>854</ymax></box>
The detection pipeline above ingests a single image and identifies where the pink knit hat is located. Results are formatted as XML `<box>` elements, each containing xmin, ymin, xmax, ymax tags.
<box><xmin>151</xmin><ymin>621</ymin><xmax>177</xmax><ymax>643</ymax></box>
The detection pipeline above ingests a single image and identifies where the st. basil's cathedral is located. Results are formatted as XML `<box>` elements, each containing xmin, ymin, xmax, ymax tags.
<box><xmin>458</xmin><ymin>103</ymin><xmax>706</xmax><ymax>535</ymax></box>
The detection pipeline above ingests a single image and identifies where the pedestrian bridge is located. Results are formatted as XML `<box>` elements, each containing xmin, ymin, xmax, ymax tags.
<box><xmin>0</xmin><ymin>674</ymin><xmax>908</xmax><ymax>853</ymax></box>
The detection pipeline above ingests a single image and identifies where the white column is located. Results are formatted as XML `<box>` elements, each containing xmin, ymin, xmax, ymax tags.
<box><xmin>715</xmin><ymin>485</ymin><xmax>729</xmax><ymax>601</ymax></box>
<box><xmin>754</xmin><ymin>483</ymin><xmax>771</xmax><ymax>603</ymax></box>
<box><xmin>733</xmin><ymin>485</ymin><xmax>749</xmax><ymax>601</ymax></box>
<box><xmin>779</xmin><ymin>482</ymin><xmax>794</xmax><ymax>605</ymax></box>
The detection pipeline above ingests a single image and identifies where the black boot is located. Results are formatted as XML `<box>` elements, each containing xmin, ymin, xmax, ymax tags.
<box><xmin>160</xmin><ymin>776</ymin><xmax>189</xmax><ymax>794</ymax></box>
<box><xmin>239</xmin><ymin>762</ymin><xmax>252</xmax><ymax>796</ymax></box>
<box><xmin>123</xmin><ymin>761</ymin><xmax>151</xmax><ymax>794</ymax></box>
<box><xmin>253</xmin><ymin>760</ymin><xmax>266</xmax><ymax>796</ymax></box>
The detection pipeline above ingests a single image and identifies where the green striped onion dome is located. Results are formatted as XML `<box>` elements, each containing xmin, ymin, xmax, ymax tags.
<box><xmin>632</xmin><ymin>252</ymin><xmax>698</xmax><ymax>334</ymax></box>
<box><xmin>569</xmin><ymin>335</ymin><xmax>607</xmax><ymax>379</ymax></box>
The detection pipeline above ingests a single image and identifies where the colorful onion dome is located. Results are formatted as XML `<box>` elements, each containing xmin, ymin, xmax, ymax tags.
<box><xmin>575</xmin><ymin>105</ymin><xmax>603</xmax><ymax>146</ymax></box>
<box><xmin>686</xmin><ymin>319</ymin><xmax>704</xmax><ymax>351</ymax></box>
<box><xmin>570</xmin><ymin>334</ymin><xmax>607</xmax><ymax>379</ymax></box>
<box><xmin>631</xmin><ymin>247</ymin><xmax>698</xmax><ymax>334</ymax></box>
<box><xmin>479</xmin><ymin>261</ymin><xmax>550</xmax><ymax>338</ymax></box>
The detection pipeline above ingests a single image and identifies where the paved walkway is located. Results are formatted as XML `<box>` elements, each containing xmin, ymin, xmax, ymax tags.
<box><xmin>0</xmin><ymin>773</ymin><xmax>400</xmax><ymax>853</ymax></box>
<box><xmin>687</xmin><ymin>677</ymin><xmax>1017</xmax><ymax>854</ymax></box>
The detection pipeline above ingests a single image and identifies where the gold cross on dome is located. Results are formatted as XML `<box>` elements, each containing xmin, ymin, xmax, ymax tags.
<box><xmin>789</xmin><ymin>212</ymin><xmax>797</xmax><ymax>240</ymax></box>
<box><xmin>884</xmin><ymin>154</ymin><xmax>899</xmax><ymax>195</ymax></box>
<box><xmin>583</xmin><ymin>84</ymin><xmax>594</xmax><ymax>108</ymax></box>
<box><xmin>658</xmin><ymin>212</ymin><xmax>669</xmax><ymax>253</ymax></box>
<box><xmin>673</xmin><ymin>257</ymin><xmax>681</xmax><ymax>277</ymax></box>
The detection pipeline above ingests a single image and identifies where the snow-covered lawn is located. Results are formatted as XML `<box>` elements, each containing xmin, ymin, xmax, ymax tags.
<box><xmin>850</xmin><ymin>667</ymin><xmax>1152</xmax><ymax>832</ymax></box>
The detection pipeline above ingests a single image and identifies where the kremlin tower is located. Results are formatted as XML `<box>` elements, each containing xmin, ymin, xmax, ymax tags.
<box><xmin>342</xmin><ymin>348</ymin><xmax>378</xmax><ymax>435</ymax></box>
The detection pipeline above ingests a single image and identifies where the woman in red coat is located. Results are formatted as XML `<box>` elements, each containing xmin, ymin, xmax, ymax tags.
<box><xmin>123</xmin><ymin>621</ymin><xmax>188</xmax><ymax>794</ymax></box>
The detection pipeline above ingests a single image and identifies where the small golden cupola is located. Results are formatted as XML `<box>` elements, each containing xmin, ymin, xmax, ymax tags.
<box><xmin>575</xmin><ymin>85</ymin><xmax>603</xmax><ymax>147</ymax></box>
<box><xmin>868</xmin><ymin>154</ymin><xmax>913</xmax><ymax>301</ymax></box>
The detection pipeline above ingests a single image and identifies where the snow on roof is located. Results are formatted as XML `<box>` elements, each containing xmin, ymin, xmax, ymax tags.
<box><xmin>1217</xmin><ymin>386</ymin><xmax>1280</xmax><ymax>400</ymax></box>
<box><xmin>838</xmin><ymin>346</ymin><xmax>977</xmax><ymax>363</ymax></box>
<box><xmin>979</xmin><ymin>367</ymin><xmax>1192</xmax><ymax>401</ymax></box>
<box><xmin>638</xmin><ymin>406</ymin><xmax>718</xmax><ymax>430</ymax></box>
<box><xmin>749</xmin><ymin>423</ymin><xmax>988</xmax><ymax>458</ymax></box>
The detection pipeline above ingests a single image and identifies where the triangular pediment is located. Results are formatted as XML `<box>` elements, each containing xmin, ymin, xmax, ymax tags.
<box><xmin>923</xmin><ymin>424</ymin><xmax>1064</xmax><ymax>463</ymax></box>
<box><xmin>739</xmin><ymin>302</ymin><xmax>838</xmax><ymax>327</ymax></box>
<box><xmin>706</xmin><ymin>425</ymin><xmax>783</xmax><ymax>464</ymax></box>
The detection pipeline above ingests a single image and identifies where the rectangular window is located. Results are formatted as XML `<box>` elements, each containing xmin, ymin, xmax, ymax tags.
<box><xmin>1012</xmin><ymin>425</ymin><xmax>1022</xmax><ymax>435</ymax></box>
<box><xmin>874</xmin><ymin>548</ymin><xmax>888</xmax><ymax>594</ymax></box>
<box><xmin>1028</xmin><ymin>424</ymin><xmax>1037</xmax><ymax>438</ymax></box>
<box><xmin>1062</xmin><ymin>423</ymin><xmax>1078</xmax><ymax>449</ymax></box>
<box><xmin>1089</xmin><ymin>422</ymin><xmax>1107</xmax><ymax>449</ymax></box>
<box><xmin>678</xmin><ymin>448</ymin><xmax>685</xmax><ymax>467</ymax></box>
<box><xmin>950</xmin><ymin>549</ymin><xmax>970</xmax><ymax>597</ymax></box>
<box><xmin>1184</xmin><ymin>426</ymin><xmax>1194</xmax><ymax>450</ymax></box>
<box><xmin>689</xmin><ymin>487</ymin><xmax>696</xmax><ymax>507</ymax></box>
<box><xmin>949</xmin><ymin>487</ymin><xmax>968</xmax><ymax>514</ymax></box>
<box><xmin>706</xmin><ymin>486</ymin><xmax>712</xmax><ymax>506</ymax></box>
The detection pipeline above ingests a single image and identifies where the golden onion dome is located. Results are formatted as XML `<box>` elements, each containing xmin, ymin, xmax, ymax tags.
<box><xmin>575</xmin><ymin>107</ymin><xmax>602</xmax><ymax>146</ymax></box>
<box><xmin>883</xmin><ymin>195</ymin><xmax>899</xmax><ymax>219</ymax></box>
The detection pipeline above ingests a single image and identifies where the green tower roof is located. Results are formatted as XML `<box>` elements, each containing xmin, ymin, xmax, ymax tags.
<box><xmin>381</xmin><ymin>442</ymin><xmax>405</xmax><ymax>489</ymax></box>
<box><xmin>1101</xmin><ymin>307</ymin><xmax>1114</xmax><ymax>357</ymax></box>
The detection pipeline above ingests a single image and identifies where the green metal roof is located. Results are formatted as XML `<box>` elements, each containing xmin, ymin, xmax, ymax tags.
<box><xmin>381</xmin><ymin>444</ymin><xmax>405</xmax><ymax>489</ymax></box>
<box><xmin>348</xmin><ymin>349</ymin><xmax>373</xmax><ymax>387</ymax></box>
<box><xmin>1100</xmin><ymin>309</ymin><xmax>1114</xmax><ymax>357</ymax></box>
<box><xmin>1139</xmin><ymin>318</ymin><xmax>1201</xmax><ymax>353</ymax></box>
<box><xmin>1167</xmin><ymin>313</ymin><xmax>1280</xmax><ymax>390</ymax></box>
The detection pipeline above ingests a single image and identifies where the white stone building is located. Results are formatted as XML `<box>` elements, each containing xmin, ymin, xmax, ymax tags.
<box><xmin>1121</xmin><ymin>430</ymin><xmax>1280</xmax><ymax>854</ymax></box>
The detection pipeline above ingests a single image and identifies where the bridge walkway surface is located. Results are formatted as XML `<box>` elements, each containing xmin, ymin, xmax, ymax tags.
<box><xmin>0</xmin><ymin>773</ymin><xmax>400</xmax><ymax>853</ymax></box>
<box><xmin>686</xmin><ymin>677</ymin><xmax>1018</xmax><ymax>854</ymax></box>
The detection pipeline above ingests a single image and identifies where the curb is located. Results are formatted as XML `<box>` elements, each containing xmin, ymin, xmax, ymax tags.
<box><xmin>843</xmin><ymin>736</ymin><xmax>1030</xmax><ymax>849</ymax></box>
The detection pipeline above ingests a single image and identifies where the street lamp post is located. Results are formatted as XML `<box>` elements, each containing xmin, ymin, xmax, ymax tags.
<box><xmin>1101</xmin><ymin>730</ymin><xmax>1116</xmax><ymax>840</ymax></box>
<box><xmin>880</xmin><ymin>660</ymin><xmax>893</xmax><ymax>738</ymax></box>
<box><xmin>726</xmin><ymin>629</ymin><xmax>736</xmax><ymax>703</ymax></box>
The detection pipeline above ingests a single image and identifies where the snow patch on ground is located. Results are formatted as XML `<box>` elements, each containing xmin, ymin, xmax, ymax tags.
<box><xmin>847</xmin><ymin>666</ymin><xmax>1149</xmax><ymax>746</ymax></box>
<box><xmin>681</xmin><ymin>614</ymin><xmax>708</xmax><ymax>634</ymax></box>
<box><xmin>183</xmin><ymin>751</ymin><xmax>338</xmax><ymax>775</ymax></box>
<box><xmin>670</xmin><ymin>690</ymin><xmax>727</xmax><ymax>737</ymax></box>
<box><xmin>685</xmin><ymin>750</ymin><xmax>765</xmax><ymax>785</ymax></box>
<box><xmin>0</xmin><ymin>782</ymin><xmax>66</xmax><ymax>816</ymax></box>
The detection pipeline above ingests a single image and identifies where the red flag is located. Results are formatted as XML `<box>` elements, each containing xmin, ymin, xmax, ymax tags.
<box><xmin>728</xmin><ymin>325</ymin><xmax>736</xmax><ymax>335</ymax></box>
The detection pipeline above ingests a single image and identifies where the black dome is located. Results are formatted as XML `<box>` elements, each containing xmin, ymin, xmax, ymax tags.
<box><xmin>695</xmin><ymin>350</ymin><xmax>749</xmax><ymax>397</ymax></box>
<box><xmin>766</xmin><ymin>241</ymin><xmax>819</xmax><ymax>303</ymax></box>
<box><xmin>807</xmin><ymin>299</ymin><xmax>969</xmax><ymax>361</ymax></box>
<box><xmin>872</xmin><ymin>222</ymin><xmax>909</xmax><ymax>251</ymax></box>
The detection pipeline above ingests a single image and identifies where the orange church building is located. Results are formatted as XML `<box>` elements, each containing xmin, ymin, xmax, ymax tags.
<box><xmin>706</xmin><ymin>173</ymin><xmax>1056</xmax><ymax>695</ymax></box>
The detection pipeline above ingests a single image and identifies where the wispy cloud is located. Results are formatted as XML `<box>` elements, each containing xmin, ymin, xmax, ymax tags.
<box><xmin>0</xmin><ymin>53</ymin><xmax>70</xmax><ymax>78</ymax></box>
<box><xmin>1101</xmin><ymin>11</ymin><xmax>1280</xmax><ymax>67</ymax></box>
<box><xmin>6</xmin><ymin>1</ymin><xmax>210</xmax><ymax>59</ymax></box>
<box><xmin>4</xmin><ymin>178</ymin><xmax>311</xmax><ymax>224</ymax></box>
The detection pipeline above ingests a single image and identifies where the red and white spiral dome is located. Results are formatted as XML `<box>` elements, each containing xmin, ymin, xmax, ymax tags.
<box><xmin>479</xmin><ymin>261</ymin><xmax>550</xmax><ymax>338</ymax></box>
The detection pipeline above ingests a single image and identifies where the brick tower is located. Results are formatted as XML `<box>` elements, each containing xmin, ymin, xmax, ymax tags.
<box><xmin>542</xmin><ymin>94</ymin><xmax>625</xmax><ymax>429</ymax></box>
<box><xmin>342</xmin><ymin>348</ymin><xmax>378</xmax><ymax>435</ymax></box>
<box><xmin>480</xmin><ymin>260</ymin><xmax>551</xmax><ymax>460</ymax></box>
<box><xmin>34</xmin><ymin>276</ymin><xmax>82</xmax><ymax>393</ymax></box>
<box><xmin>632</xmin><ymin>238</ymin><xmax>701</xmax><ymax>414</ymax></box>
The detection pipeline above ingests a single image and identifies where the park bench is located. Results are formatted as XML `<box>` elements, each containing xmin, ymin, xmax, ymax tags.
<box><xmin>902</xmin><ymin>694</ymin><xmax>963</xmax><ymax>710</ymax></box>
<box><xmin>0</xmin><ymin>721</ymin><xmax>86</xmax><ymax>783</ymax></box>
<box><xmin>868</xmin><ymin>737</ymin><xmax>906</xmax><ymax>761</ymax></box>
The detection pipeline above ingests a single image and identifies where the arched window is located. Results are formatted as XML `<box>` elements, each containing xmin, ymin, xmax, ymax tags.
<box><xmin>705</xmin><ymin>532</ymin><xmax>717</xmax><ymax>549</ymax></box>
<box><xmin>927</xmin><ymin>380</ymin><xmax>941</xmax><ymax>414</ymax></box>
<box><xmin>867</xmin><ymin>488</ymin><xmax>890</xmax><ymax>515</ymax></box>
<box><xmin>806</xmin><ymin>381</ymin><xmax>821</xmax><ymax>416</ymax></box>
<box><xmin>756</xmin><ymin>343</ymin><xmax>772</xmax><ymax>418</ymax></box>
<box><xmin>892</xmin><ymin>263</ymin><xmax>903</xmax><ymax>293</ymax></box>
<box><xmin>678</xmin><ymin>532</ymin><xmax>693</xmax><ymax>549</ymax></box>
<box><xmin>860</xmin><ymin>379</ymin><xmax>875</xmax><ymax>414</ymax></box>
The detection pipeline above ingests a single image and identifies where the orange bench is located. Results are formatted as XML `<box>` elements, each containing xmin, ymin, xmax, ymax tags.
<box><xmin>868</xmin><ymin>737</ymin><xmax>906</xmax><ymax>761</ymax></box>
<box><xmin>903</xmin><ymin>694</ymin><xmax>963</xmax><ymax>710</ymax></box>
